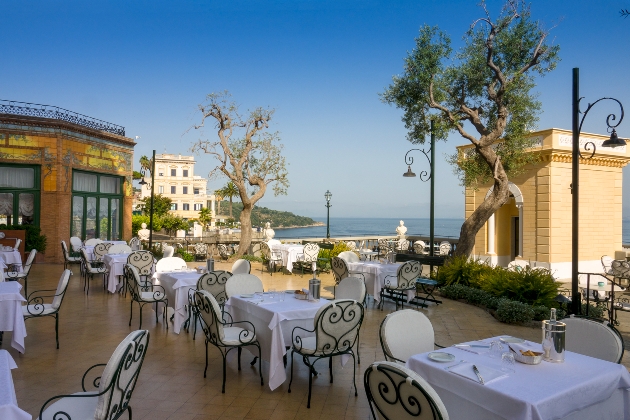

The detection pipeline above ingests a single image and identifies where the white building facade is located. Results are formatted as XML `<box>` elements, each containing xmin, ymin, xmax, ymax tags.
<box><xmin>140</xmin><ymin>153</ymin><xmax>215</xmax><ymax>220</ymax></box>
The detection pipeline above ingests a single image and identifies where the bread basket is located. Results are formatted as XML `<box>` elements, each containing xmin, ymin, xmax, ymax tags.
<box><xmin>510</xmin><ymin>346</ymin><xmax>543</xmax><ymax>365</ymax></box>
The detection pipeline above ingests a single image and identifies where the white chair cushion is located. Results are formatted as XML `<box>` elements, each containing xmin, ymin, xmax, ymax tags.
<box><xmin>382</xmin><ymin>310</ymin><xmax>434</xmax><ymax>363</ymax></box>
<box><xmin>297</xmin><ymin>336</ymin><xmax>317</xmax><ymax>353</ymax></box>
<box><xmin>140</xmin><ymin>291</ymin><xmax>165</xmax><ymax>301</ymax></box>
<box><xmin>335</xmin><ymin>277</ymin><xmax>366</xmax><ymax>302</ymax></box>
<box><xmin>338</xmin><ymin>251</ymin><xmax>359</xmax><ymax>263</ymax></box>
<box><xmin>38</xmin><ymin>391</ymin><xmax>97</xmax><ymax>420</ymax></box>
<box><xmin>23</xmin><ymin>304</ymin><xmax>56</xmax><ymax>316</ymax></box>
<box><xmin>225</xmin><ymin>274</ymin><xmax>263</xmax><ymax>298</ymax></box>
<box><xmin>231</xmin><ymin>259</ymin><xmax>251</xmax><ymax>274</ymax></box>
<box><xmin>155</xmin><ymin>257</ymin><xmax>187</xmax><ymax>272</ymax></box>
<box><xmin>222</xmin><ymin>326</ymin><xmax>256</xmax><ymax>345</ymax></box>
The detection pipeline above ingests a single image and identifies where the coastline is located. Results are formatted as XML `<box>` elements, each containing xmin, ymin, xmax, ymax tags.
<box><xmin>275</xmin><ymin>222</ymin><xmax>325</xmax><ymax>229</ymax></box>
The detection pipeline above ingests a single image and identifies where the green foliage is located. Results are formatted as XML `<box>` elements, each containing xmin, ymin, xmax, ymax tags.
<box><xmin>496</xmin><ymin>299</ymin><xmax>535</xmax><ymax>324</ymax></box>
<box><xmin>239</xmin><ymin>254</ymin><xmax>263</xmax><ymax>263</ymax></box>
<box><xmin>131</xmin><ymin>214</ymin><xmax>187</xmax><ymax>236</ymax></box>
<box><xmin>436</xmin><ymin>256</ymin><xmax>492</xmax><ymax>287</ymax></box>
<box><xmin>198</xmin><ymin>207</ymin><xmax>213</xmax><ymax>228</ymax></box>
<box><xmin>532</xmin><ymin>305</ymin><xmax>551</xmax><ymax>322</ymax></box>
<box><xmin>216</xmin><ymin>201</ymin><xmax>319</xmax><ymax>228</ymax></box>
<box><xmin>179</xmin><ymin>250</ymin><xmax>194</xmax><ymax>262</ymax></box>
<box><xmin>0</xmin><ymin>224</ymin><xmax>47</xmax><ymax>252</ymax></box>
<box><xmin>132</xmin><ymin>215</ymin><xmax>162</xmax><ymax>236</ymax></box>
<box><xmin>215</xmin><ymin>182</ymin><xmax>239</xmax><ymax>218</ymax></box>
<box><xmin>137</xmin><ymin>194</ymin><xmax>172</xmax><ymax>217</ymax></box>
<box><xmin>161</xmin><ymin>214</ymin><xmax>190</xmax><ymax>236</ymax></box>
<box><xmin>439</xmin><ymin>284</ymin><xmax>501</xmax><ymax>310</ymax></box>
<box><xmin>480</xmin><ymin>266</ymin><xmax>560</xmax><ymax>307</ymax></box>
<box><xmin>132</xmin><ymin>171</ymin><xmax>143</xmax><ymax>180</ymax></box>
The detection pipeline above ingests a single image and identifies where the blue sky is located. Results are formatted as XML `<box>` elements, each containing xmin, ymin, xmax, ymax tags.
<box><xmin>2</xmin><ymin>0</ymin><xmax>630</xmax><ymax>219</ymax></box>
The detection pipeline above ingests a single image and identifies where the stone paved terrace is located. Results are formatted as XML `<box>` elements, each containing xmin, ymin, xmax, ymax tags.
<box><xmin>3</xmin><ymin>261</ymin><xmax>630</xmax><ymax>419</ymax></box>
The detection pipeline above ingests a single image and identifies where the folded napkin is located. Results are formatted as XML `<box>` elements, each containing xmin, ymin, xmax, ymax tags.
<box><xmin>448</xmin><ymin>363</ymin><xmax>507</xmax><ymax>385</ymax></box>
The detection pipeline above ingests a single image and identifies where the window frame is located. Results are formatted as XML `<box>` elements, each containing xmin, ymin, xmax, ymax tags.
<box><xmin>182</xmin><ymin>203</ymin><xmax>190</xmax><ymax>211</ymax></box>
<box><xmin>170</xmin><ymin>185</ymin><xmax>176</xmax><ymax>194</ymax></box>
<box><xmin>71</xmin><ymin>170</ymin><xmax>123</xmax><ymax>240</ymax></box>
<box><xmin>0</xmin><ymin>164</ymin><xmax>41</xmax><ymax>227</ymax></box>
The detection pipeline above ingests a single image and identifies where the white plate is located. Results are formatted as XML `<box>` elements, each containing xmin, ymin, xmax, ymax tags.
<box><xmin>500</xmin><ymin>336</ymin><xmax>525</xmax><ymax>344</ymax></box>
<box><xmin>240</xmin><ymin>294</ymin><xmax>254</xmax><ymax>298</ymax></box>
<box><xmin>285</xmin><ymin>290</ymin><xmax>295</xmax><ymax>294</ymax></box>
<box><xmin>428</xmin><ymin>352</ymin><xmax>456</xmax><ymax>363</ymax></box>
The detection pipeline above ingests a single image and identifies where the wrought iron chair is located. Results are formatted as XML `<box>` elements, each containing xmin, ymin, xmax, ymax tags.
<box><xmin>602</xmin><ymin>255</ymin><xmax>614</xmax><ymax>275</ymax></box>
<box><xmin>379</xmin><ymin>309</ymin><xmax>443</xmax><ymax>364</ymax></box>
<box><xmin>288</xmin><ymin>299</ymin><xmax>364</xmax><ymax>408</ymax></box>
<box><xmin>334</xmin><ymin>277</ymin><xmax>367</xmax><ymax>364</ymax></box>
<box><xmin>231</xmin><ymin>259</ymin><xmax>251</xmax><ymax>274</ymax></box>
<box><xmin>80</xmin><ymin>248</ymin><xmax>109</xmax><ymax>295</ymax></box>
<box><xmin>413</xmin><ymin>240</ymin><xmax>428</xmax><ymax>255</ymax></box>
<box><xmin>128</xmin><ymin>236</ymin><xmax>141</xmax><ymax>251</ymax></box>
<box><xmin>379</xmin><ymin>261</ymin><xmax>421</xmax><ymax>311</ymax></box>
<box><xmin>61</xmin><ymin>240</ymin><xmax>81</xmax><ymax>272</ymax></box>
<box><xmin>92</xmin><ymin>243</ymin><xmax>113</xmax><ymax>289</ymax></box>
<box><xmin>295</xmin><ymin>242</ymin><xmax>320</xmax><ymax>276</ymax></box>
<box><xmin>38</xmin><ymin>329</ymin><xmax>150</xmax><ymax>420</ymax></box>
<box><xmin>364</xmin><ymin>361</ymin><xmax>449</xmax><ymax>420</ymax></box>
<box><xmin>378</xmin><ymin>238</ymin><xmax>390</xmax><ymax>258</ymax></box>
<box><xmin>125</xmin><ymin>250</ymin><xmax>155</xmax><ymax>296</ymax></box>
<box><xmin>438</xmin><ymin>241</ymin><xmax>451</xmax><ymax>256</ymax></box>
<box><xmin>6</xmin><ymin>248</ymin><xmax>37</xmax><ymax>296</ymax></box>
<box><xmin>217</xmin><ymin>243</ymin><xmax>230</xmax><ymax>260</ymax></box>
<box><xmin>260</xmin><ymin>241</ymin><xmax>283</xmax><ymax>275</ymax></box>
<box><xmin>562</xmin><ymin>315</ymin><xmax>624</xmax><ymax>363</ymax></box>
<box><xmin>331</xmin><ymin>257</ymin><xmax>366</xmax><ymax>299</ymax></box>
<box><xmin>187</xmin><ymin>270</ymin><xmax>233</xmax><ymax>340</ymax></box>
<box><xmin>69</xmin><ymin>236</ymin><xmax>83</xmax><ymax>253</ymax></box>
<box><xmin>225</xmin><ymin>274</ymin><xmax>264</xmax><ymax>298</ymax></box>
<box><xmin>396</xmin><ymin>239</ymin><xmax>410</xmax><ymax>252</ymax></box>
<box><xmin>193</xmin><ymin>290</ymin><xmax>263</xmax><ymax>393</ymax></box>
<box><xmin>22</xmin><ymin>269</ymin><xmax>71</xmax><ymax>349</ymax></box>
<box><xmin>84</xmin><ymin>238</ymin><xmax>102</xmax><ymax>246</ymax></box>
<box><xmin>194</xmin><ymin>243</ymin><xmax>208</xmax><ymax>261</ymax></box>
<box><xmin>155</xmin><ymin>256</ymin><xmax>187</xmax><ymax>272</ymax></box>
<box><xmin>125</xmin><ymin>264</ymin><xmax>168</xmax><ymax>329</ymax></box>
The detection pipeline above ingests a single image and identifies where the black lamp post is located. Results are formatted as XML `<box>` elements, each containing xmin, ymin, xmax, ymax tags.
<box><xmin>570</xmin><ymin>68</ymin><xmax>624</xmax><ymax>314</ymax></box>
<box><xmin>403</xmin><ymin>120</ymin><xmax>436</xmax><ymax>256</ymax></box>
<box><xmin>324</xmin><ymin>190</ymin><xmax>332</xmax><ymax>239</ymax></box>
<box><xmin>139</xmin><ymin>150</ymin><xmax>156</xmax><ymax>249</ymax></box>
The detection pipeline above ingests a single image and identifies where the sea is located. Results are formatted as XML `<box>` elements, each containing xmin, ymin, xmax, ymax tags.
<box><xmin>275</xmin><ymin>217</ymin><xmax>630</xmax><ymax>245</ymax></box>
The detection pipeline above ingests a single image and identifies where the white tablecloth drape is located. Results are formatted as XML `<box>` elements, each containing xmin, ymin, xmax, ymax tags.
<box><xmin>406</xmin><ymin>337</ymin><xmax>630</xmax><ymax>420</ymax></box>
<box><xmin>271</xmin><ymin>244</ymin><xmax>304</xmax><ymax>273</ymax></box>
<box><xmin>102</xmin><ymin>253</ymin><xmax>134</xmax><ymax>293</ymax></box>
<box><xmin>346</xmin><ymin>261</ymin><xmax>414</xmax><ymax>302</ymax></box>
<box><xmin>225</xmin><ymin>295</ymin><xmax>329</xmax><ymax>390</ymax></box>
<box><xmin>0</xmin><ymin>282</ymin><xmax>27</xmax><ymax>353</ymax></box>
<box><xmin>153</xmin><ymin>271</ymin><xmax>201</xmax><ymax>334</ymax></box>
<box><xmin>0</xmin><ymin>350</ymin><xmax>31</xmax><ymax>420</ymax></box>
<box><xmin>0</xmin><ymin>251</ymin><xmax>23</xmax><ymax>272</ymax></box>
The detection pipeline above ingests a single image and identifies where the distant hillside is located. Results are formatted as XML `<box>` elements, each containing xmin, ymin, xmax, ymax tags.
<box><xmin>216</xmin><ymin>201</ymin><xmax>322</xmax><ymax>228</ymax></box>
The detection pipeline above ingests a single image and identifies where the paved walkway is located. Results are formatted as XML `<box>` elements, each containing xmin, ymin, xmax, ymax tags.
<box><xmin>2</xmin><ymin>261</ymin><xmax>629</xmax><ymax>419</ymax></box>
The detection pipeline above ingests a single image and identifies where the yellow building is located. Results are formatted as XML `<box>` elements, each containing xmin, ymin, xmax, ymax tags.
<box><xmin>0</xmin><ymin>101</ymin><xmax>135</xmax><ymax>263</ymax></box>
<box><xmin>460</xmin><ymin>128</ymin><xmax>630</xmax><ymax>279</ymax></box>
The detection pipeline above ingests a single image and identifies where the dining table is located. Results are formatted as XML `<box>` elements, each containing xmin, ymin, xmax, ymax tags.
<box><xmin>0</xmin><ymin>249</ymin><xmax>23</xmax><ymax>273</ymax></box>
<box><xmin>346</xmin><ymin>261</ymin><xmax>415</xmax><ymax>302</ymax></box>
<box><xmin>102</xmin><ymin>253</ymin><xmax>135</xmax><ymax>293</ymax></box>
<box><xmin>0</xmin><ymin>350</ymin><xmax>31</xmax><ymax>420</ymax></box>
<box><xmin>224</xmin><ymin>294</ymin><xmax>330</xmax><ymax>391</ymax></box>
<box><xmin>406</xmin><ymin>336</ymin><xmax>630</xmax><ymax>420</ymax></box>
<box><xmin>0</xmin><ymin>282</ymin><xmax>27</xmax><ymax>353</ymax></box>
<box><xmin>271</xmin><ymin>243</ymin><xmax>304</xmax><ymax>273</ymax></box>
<box><xmin>153</xmin><ymin>269</ymin><xmax>201</xmax><ymax>334</ymax></box>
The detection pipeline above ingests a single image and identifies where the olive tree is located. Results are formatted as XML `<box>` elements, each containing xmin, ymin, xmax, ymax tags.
<box><xmin>382</xmin><ymin>0</ymin><xmax>560</xmax><ymax>256</ymax></box>
<box><xmin>190</xmin><ymin>92</ymin><xmax>289</xmax><ymax>255</ymax></box>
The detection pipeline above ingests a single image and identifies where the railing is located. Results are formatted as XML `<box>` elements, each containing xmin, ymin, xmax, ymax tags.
<box><xmin>0</xmin><ymin>99</ymin><xmax>125</xmax><ymax>136</ymax></box>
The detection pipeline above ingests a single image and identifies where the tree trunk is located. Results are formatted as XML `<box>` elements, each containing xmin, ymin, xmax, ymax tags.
<box><xmin>229</xmin><ymin>197</ymin><xmax>233</xmax><ymax>218</ymax></box>
<box><xmin>217</xmin><ymin>200</ymin><xmax>221</xmax><ymax>215</ymax></box>
<box><xmin>454</xmin><ymin>145</ymin><xmax>511</xmax><ymax>257</ymax></box>
<box><xmin>238</xmin><ymin>202</ymin><xmax>253</xmax><ymax>256</ymax></box>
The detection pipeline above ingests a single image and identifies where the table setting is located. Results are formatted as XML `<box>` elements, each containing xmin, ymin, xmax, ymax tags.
<box><xmin>224</xmin><ymin>292</ymin><xmax>330</xmax><ymax>390</ymax></box>
<box><xmin>270</xmin><ymin>243</ymin><xmax>304</xmax><ymax>273</ymax></box>
<box><xmin>346</xmin><ymin>261</ymin><xmax>416</xmax><ymax>302</ymax></box>
<box><xmin>407</xmin><ymin>335</ymin><xmax>630</xmax><ymax>420</ymax></box>
<box><xmin>153</xmin><ymin>269</ymin><xmax>201</xmax><ymax>334</ymax></box>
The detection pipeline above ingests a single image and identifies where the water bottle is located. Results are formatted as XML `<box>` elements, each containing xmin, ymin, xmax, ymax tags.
<box><xmin>206</xmin><ymin>258</ymin><xmax>214</xmax><ymax>272</ymax></box>
<box><xmin>308</xmin><ymin>277</ymin><xmax>321</xmax><ymax>301</ymax></box>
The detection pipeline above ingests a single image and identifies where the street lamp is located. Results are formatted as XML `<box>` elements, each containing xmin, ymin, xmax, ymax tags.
<box><xmin>570</xmin><ymin>68</ymin><xmax>624</xmax><ymax>314</ymax></box>
<box><xmin>403</xmin><ymin>120</ymin><xmax>436</xmax><ymax>257</ymax></box>
<box><xmin>139</xmin><ymin>149</ymin><xmax>156</xmax><ymax>249</ymax></box>
<box><xmin>324</xmin><ymin>190</ymin><xmax>332</xmax><ymax>239</ymax></box>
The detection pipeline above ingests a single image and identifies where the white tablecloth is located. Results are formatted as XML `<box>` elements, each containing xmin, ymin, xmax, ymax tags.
<box><xmin>225</xmin><ymin>295</ymin><xmax>329</xmax><ymax>390</ymax></box>
<box><xmin>0</xmin><ymin>251</ymin><xmax>22</xmax><ymax>272</ymax></box>
<box><xmin>154</xmin><ymin>270</ymin><xmax>201</xmax><ymax>334</ymax></box>
<box><xmin>102</xmin><ymin>253</ymin><xmax>133</xmax><ymax>293</ymax></box>
<box><xmin>0</xmin><ymin>350</ymin><xmax>31</xmax><ymax>420</ymax></box>
<box><xmin>272</xmin><ymin>244</ymin><xmax>304</xmax><ymax>273</ymax></box>
<box><xmin>0</xmin><ymin>282</ymin><xmax>27</xmax><ymax>353</ymax></box>
<box><xmin>346</xmin><ymin>261</ymin><xmax>414</xmax><ymax>302</ymax></box>
<box><xmin>407</xmin><ymin>337</ymin><xmax>630</xmax><ymax>420</ymax></box>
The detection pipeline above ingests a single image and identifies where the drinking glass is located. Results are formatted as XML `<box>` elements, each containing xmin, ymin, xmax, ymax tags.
<box><xmin>279</xmin><ymin>290</ymin><xmax>285</xmax><ymax>301</ymax></box>
<box><xmin>254</xmin><ymin>292</ymin><xmax>264</xmax><ymax>302</ymax></box>
<box><xmin>501</xmin><ymin>352</ymin><xmax>515</xmax><ymax>373</ymax></box>
<box><xmin>269</xmin><ymin>288</ymin><xmax>277</xmax><ymax>299</ymax></box>
<box><xmin>489</xmin><ymin>340</ymin><xmax>504</xmax><ymax>359</ymax></box>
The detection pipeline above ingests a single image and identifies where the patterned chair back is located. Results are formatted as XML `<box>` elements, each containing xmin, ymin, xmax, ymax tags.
<box><xmin>396</xmin><ymin>239</ymin><xmax>409</xmax><ymax>251</ymax></box>
<box><xmin>194</xmin><ymin>290</ymin><xmax>227</xmax><ymax>345</ymax></box>
<box><xmin>302</xmin><ymin>243</ymin><xmax>320</xmax><ymax>263</ymax></box>
<box><xmin>385</xmin><ymin>261</ymin><xmax>421</xmax><ymax>290</ymax></box>
<box><xmin>438</xmin><ymin>241</ymin><xmax>451</xmax><ymax>256</ymax></box>
<box><xmin>331</xmin><ymin>256</ymin><xmax>350</xmax><ymax>285</ymax></box>
<box><xmin>61</xmin><ymin>240</ymin><xmax>72</xmax><ymax>262</ymax></box>
<box><xmin>128</xmin><ymin>237</ymin><xmax>141</xmax><ymax>251</ymax></box>
<box><xmin>195</xmin><ymin>243</ymin><xmax>208</xmax><ymax>256</ymax></box>
<box><xmin>413</xmin><ymin>240</ymin><xmax>427</xmax><ymax>254</ymax></box>
<box><xmin>197</xmin><ymin>270</ymin><xmax>232</xmax><ymax>306</ymax></box>
<box><xmin>345</xmin><ymin>241</ymin><xmax>357</xmax><ymax>251</ymax></box>
<box><xmin>93</xmin><ymin>243</ymin><xmax>113</xmax><ymax>261</ymax></box>
<box><xmin>260</xmin><ymin>242</ymin><xmax>272</xmax><ymax>260</ymax></box>
<box><xmin>126</xmin><ymin>251</ymin><xmax>154</xmax><ymax>277</ymax></box>
<box><xmin>217</xmin><ymin>244</ymin><xmax>230</xmax><ymax>259</ymax></box>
